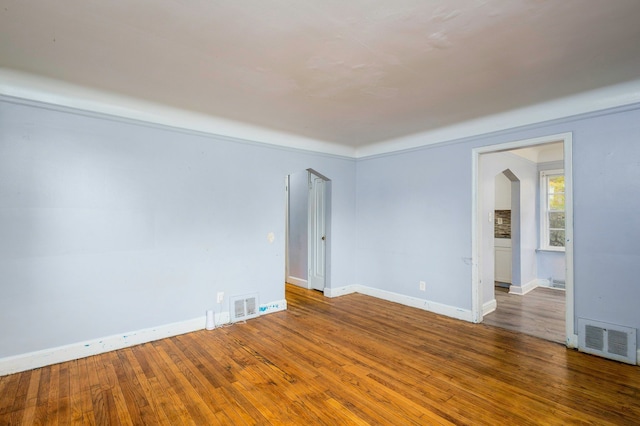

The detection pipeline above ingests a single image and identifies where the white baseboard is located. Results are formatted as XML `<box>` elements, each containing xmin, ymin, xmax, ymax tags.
<box><xmin>359</xmin><ymin>286</ymin><xmax>474</xmax><ymax>322</ymax></box>
<box><xmin>0</xmin><ymin>314</ymin><xmax>220</xmax><ymax>376</ymax></box>
<box><xmin>509</xmin><ymin>279</ymin><xmax>540</xmax><ymax>295</ymax></box>
<box><xmin>259</xmin><ymin>299</ymin><xmax>287</xmax><ymax>315</ymax></box>
<box><xmin>286</xmin><ymin>276</ymin><xmax>308</xmax><ymax>288</ymax></box>
<box><xmin>483</xmin><ymin>299</ymin><xmax>497</xmax><ymax>316</ymax></box>
<box><xmin>566</xmin><ymin>333</ymin><xmax>579</xmax><ymax>349</ymax></box>
<box><xmin>327</xmin><ymin>284</ymin><xmax>473</xmax><ymax>322</ymax></box>
<box><xmin>637</xmin><ymin>349</ymin><xmax>640</xmax><ymax>366</ymax></box>
<box><xmin>324</xmin><ymin>284</ymin><xmax>359</xmax><ymax>298</ymax></box>
<box><xmin>537</xmin><ymin>278</ymin><xmax>552</xmax><ymax>288</ymax></box>
<box><xmin>0</xmin><ymin>296</ymin><xmax>289</xmax><ymax>377</ymax></box>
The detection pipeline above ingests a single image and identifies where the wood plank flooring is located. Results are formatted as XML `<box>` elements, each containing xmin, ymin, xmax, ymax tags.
<box><xmin>483</xmin><ymin>286</ymin><xmax>565</xmax><ymax>344</ymax></box>
<box><xmin>1</xmin><ymin>284</ymin><xmax>639</xmax><ymax>425</ymax></box>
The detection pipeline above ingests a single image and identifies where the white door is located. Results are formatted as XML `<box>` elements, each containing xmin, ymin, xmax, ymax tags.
<box><xmin>308</xmin><ymin>174</ymin><xmax>326</xmax><ymax>291</ymax></box>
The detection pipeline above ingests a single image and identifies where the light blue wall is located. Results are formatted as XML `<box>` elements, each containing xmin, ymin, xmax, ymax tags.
<box><xmin>538</xmin><ymin>251</ymin><xmax>566</xmax><ymax>283</ymax></box>
<box><xmin>355</xmin><ymin>143</ymin><xmax>473</xmax><ymax>308</ymax></box>
<box><xmin>2</xmin><ymin>95</ymin><xmax>639</xmax><ymax>359</ymax></box>
<box><xmin>287</xmin><ymin>170</ymin><xmax>308</xmax><ymax>282</ymax></box>
<box><xmin>0</xmin><ymin>98</ymin><xmax>356</xmax><ymax>358</ymax></box>
<box><xmin>356</xmin><ymin>103</ymin><xmax>640</xmax><ymax>347</ymax></box>
<box><xmin>573</xmin><ymin>108</ymin><xmax>640</xmax><ymax>329</ymax></box>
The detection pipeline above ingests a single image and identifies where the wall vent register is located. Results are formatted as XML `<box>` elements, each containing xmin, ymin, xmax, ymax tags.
<box><xmin>578</xmin><ymin>318</ymin><xmax>636</xmax><ymax>365</ymax></box>
<box><xmin>230</xmin><ymin>294</ymin><xmax>260</xmax><ymax>322</ymax></box>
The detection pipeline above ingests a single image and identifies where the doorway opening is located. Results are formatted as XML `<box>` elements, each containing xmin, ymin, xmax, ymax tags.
<box><xmin>284</xmin><ymin>169</ymin><xmax>331</xmax><ymax>293</ymax></box>
<box><xmin>493</xmin><ymin>169</ymin><xmax>520</xmax><ymax>291</ymax></box>
<box><xmin>472</xmin><ymin>133</ymin><xmax>575</xmax><ymax>347</ymax></box>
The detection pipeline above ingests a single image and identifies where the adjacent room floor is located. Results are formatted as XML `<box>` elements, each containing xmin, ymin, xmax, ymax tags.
<box><xmin>483</xmin><ymin>285</ymin><xmax>566</xmax><ymax>344</ymax></box>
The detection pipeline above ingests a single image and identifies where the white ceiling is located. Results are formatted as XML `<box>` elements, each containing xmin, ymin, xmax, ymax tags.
<box><xmin>2</xmin><ymin>0</ymin><xmax>640</xmax><ymax>153</ymax></box>
<box><xmin>510</xmin><ymin>141</ymin><xmax>563</xmax><ymax>163</ymax></box>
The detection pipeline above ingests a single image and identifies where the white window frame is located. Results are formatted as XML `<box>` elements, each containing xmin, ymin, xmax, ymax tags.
<box><xmin>540</xmin><ymin>169</ymin><xmax>565</xmax><ymax>252</ymax></box>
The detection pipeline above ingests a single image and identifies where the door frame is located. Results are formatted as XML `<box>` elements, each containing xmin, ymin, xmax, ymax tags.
<box><xmin>307</xmin><ymin>169</ymin><xmax>331</xmax><ymax>292</ymax></box>
<box><xmin>471</xmin><ymin>132</ymin><xmax>576</xmax><ymax>347</ymax></box>
<box><xmin>284</xmin><ymin>174</ymin><xmax>291</xmax><ymax>285</ymax></box>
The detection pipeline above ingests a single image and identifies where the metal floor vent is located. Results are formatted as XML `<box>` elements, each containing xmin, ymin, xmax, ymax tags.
<box><xmin>230</xmin><ymin>294</ymin><xmax>259</xmax><ymax>322</ymax></box>
<box><xmin>578</xmin><ymin>318</ymin><xmax>636</xmax><ymax>365</ymax></box>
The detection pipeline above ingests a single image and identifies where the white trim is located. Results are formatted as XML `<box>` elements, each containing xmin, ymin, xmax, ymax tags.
<box><xmin>357</xmin><ymin>79</ymin><xmax>640</xmax><ymax>158</ymax></box>
<box><xmin>637</xmin><ymin>349</ymin><xmax>640</xmax><ymax>366</ymax></box>
<box><xmin>3</xmin><ymin>69</ymin><xmax>640</xmax><ymax>160</ymax></box>
<box><xmin>483</xmin><ymin>299</ymin><xmax>497</xmax><ymax>316</ymax></box>
<box><xmin>563</xmin><ymin>136</ymin><xmax>575</xmax><ymax>348</ymax></box>
<box><xmin>0</xmin><ymin>296</ymin><xmax>288</xmax><ymax>376</ymax></box>
<box><xmin>0</xmin><ymin>314</ymin><xmax>228</xmax><ymax>376</ymax></box>
<box><xmin>471</xmin><ymin>150</ymin><xmax>481</xmax><ymax>323</ymax></box>
<box><xmin>325</xmin><ymin>284</ymin><xmax>473</xmax><ymax>322</ymax></box>
<box><xmin>259</xmin><ymin>299</ymin><xmax>287</xmax><ymax>315</ymax></box>
<box><xmin>536</xmin><ymin>278</ymin><xmax>552</xmax><ymax>288</ymax></box>
<box><xmin>285</xmin><ymin>175</ymin><xmax>290</xmax><ymax>285</ymax></box>
<box><xmin>324</xmin><ymin>284</ymin><xmax>359</xmax><ymax>298</ymax></box>
<box><xmin>508</xmin><ymin>279</ymin><xmax>540</xmax><ymax>296</ymax></box>
<box><xmin>539</xmin><ymin>246</ymin><xmax>565</xmax><ymax>253</ymax></box>
<box><xmin>539</xmin><ymin>168</ymin><xmax>566</xmax><ymax>252</ymax></box>
<box><xmin>0</xmin><ymin>68</ymin><xmax>355</xmax><ymax>158</ymax></box>
<box><xmin>472</xmin><ymin>132</ymin><xmax>575</xmax><ymax>346</ymax></box>
<box><xmin>357</xmin><ymin>286</ymin><xmax>473</xmax><ymax>322</ymax></box>
<box><xmin>286</xmin><ymin>276</ymin><xmax>309</xmax><ymax>289</ymax></box>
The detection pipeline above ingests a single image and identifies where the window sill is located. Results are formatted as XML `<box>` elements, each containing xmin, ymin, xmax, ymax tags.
<box><xmin>537</xmin><ymin>247</ymin><xmax>565</xmax><ymax>253</ymax></box>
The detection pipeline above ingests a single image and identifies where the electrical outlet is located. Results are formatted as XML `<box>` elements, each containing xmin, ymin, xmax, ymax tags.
<box><xmin>419</xmin><ymin>281</ymin><xmax>426</xmax><ymax>291</ymax></box>
<box><xmin>216</xmin><ymin>292</ymin><xmax>224</xmax><ymax>303</ymax></box>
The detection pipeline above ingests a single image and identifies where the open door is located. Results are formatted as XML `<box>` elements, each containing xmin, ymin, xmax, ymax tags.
<box><xmin>308</xmin><ymin>171</ymin><xmax>327</xmax><ymax>291</ymax></box>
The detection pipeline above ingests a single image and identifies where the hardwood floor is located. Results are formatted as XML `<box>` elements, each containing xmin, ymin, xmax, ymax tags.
<box><xmin>483</xmin><ymin>286</ymin><xmax>566</xmax><ymax>344</ymax></box>
<box><xmin>1</xmin><ymin>284</ymin><xmax>639</xmax><ymax>425</ymax></box>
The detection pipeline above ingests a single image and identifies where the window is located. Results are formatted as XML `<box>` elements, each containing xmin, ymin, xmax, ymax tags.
<box><xmin>540</xmin><ymin>169</ymin><xmax>565</xmax><ymax>251</ymax></box>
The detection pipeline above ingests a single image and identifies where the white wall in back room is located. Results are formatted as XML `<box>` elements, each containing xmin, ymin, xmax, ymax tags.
<box><xmin>495</xmin><ymin>172</ymin><xmax>512</xmax><ymax>211</ymax></box>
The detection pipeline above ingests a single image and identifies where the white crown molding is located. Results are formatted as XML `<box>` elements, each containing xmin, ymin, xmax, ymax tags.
<box><xmin>356</xmin><ymin>78</ymin><xmax>640</xmax><ymax>158</ymax></box>
<box><xmin>3</xmin><ymin>68</ymin><xmax>640</xmax><ymax>160</ymax></box>
<box><xmin>0</xmin><ymin>68</ymin><xmax>356</xmax><ymax>158</ymax></box>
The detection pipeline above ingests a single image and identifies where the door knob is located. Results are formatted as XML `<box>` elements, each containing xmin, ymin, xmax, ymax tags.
<box><xmin>321</xmin><ymin>236</ymin><xmax>325</xmax><ymax>241</ymax></box>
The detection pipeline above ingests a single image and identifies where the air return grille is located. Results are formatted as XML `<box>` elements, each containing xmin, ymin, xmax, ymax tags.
<box><xmin>230</xmin><ymin>294</ymin><xmax>259</xmax><ymax>322</ymax></box>
<box><xmin>578</xmin><ymin>318</ymin><xmax>636</xmax><ymax>364</ymax></box>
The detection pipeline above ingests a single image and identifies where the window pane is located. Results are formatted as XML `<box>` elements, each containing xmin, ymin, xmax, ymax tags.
<box><xmin>549</xmin><ymin>230</ymin><xmax>565</xmax><ymax>247</ymax></box>
<box><xmin>548</xmin><ymin>176</ymin><xmax>565</xmax><ymax>194</ymax></box>
<box><xmin>549</xmin><ymin>212</ymin><xmax>565</xmax><ymax>229</ymax></box>
<box><xmin>548</xmin><ymin>194</ymin><xmax>565</xmax><ymax>211</ymax></box>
